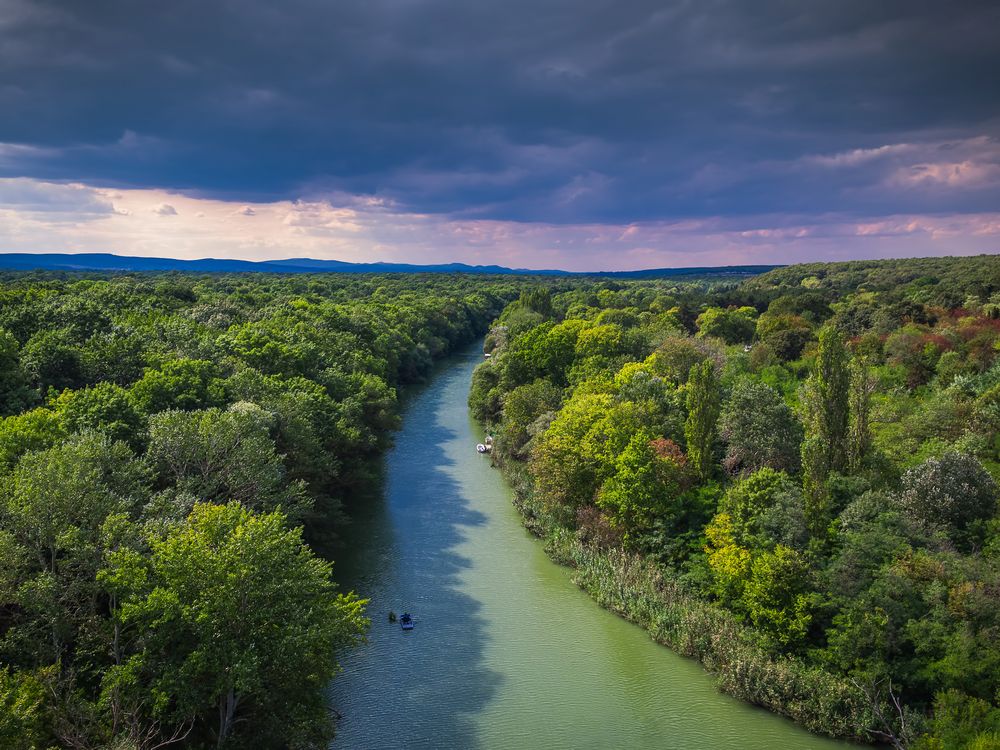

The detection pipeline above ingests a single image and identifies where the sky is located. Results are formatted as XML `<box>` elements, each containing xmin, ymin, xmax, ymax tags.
<box><xmin>1</xmin><ymin>0</ymin><xmax>999</xmax><ymax>271</ymax></box>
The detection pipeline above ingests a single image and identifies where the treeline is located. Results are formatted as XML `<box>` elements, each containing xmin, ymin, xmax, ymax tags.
<box><xmin>746</xmin><ymin>253</ymin><xmax>1000</xmax><ymax>308</ymax></box>
<box><xmin>472</xmin><ymin>255</ymin><xmax>1000</xmax><ymax>748</ymax></box>
<box><xmin>0</xmin><ymin>271</ymin><xmax>524</xmax><ymax>749</ymax></box>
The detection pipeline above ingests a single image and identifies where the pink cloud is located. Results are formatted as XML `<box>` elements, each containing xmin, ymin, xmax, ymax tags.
<box><xmin>0</xmin><ymin>178</ymin><xmax>997</xmax><ymax>271</ymax></box>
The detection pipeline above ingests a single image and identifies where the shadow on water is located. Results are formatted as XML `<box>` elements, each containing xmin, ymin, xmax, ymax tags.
<box><xmin>328</xmin><ymin>346</ymin><xmax>502</xmax><ymax>749</ymax></box>
<box><xmin>328</xmin><ymin>344</ymin><xmax>856</xmax><ymax>750</ymax></box>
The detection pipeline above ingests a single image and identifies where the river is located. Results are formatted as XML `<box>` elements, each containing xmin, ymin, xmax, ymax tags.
<box><xmin>328</xmin><ymin>343</ymin><xmax>853</xmax><ymax>749</ymax></box>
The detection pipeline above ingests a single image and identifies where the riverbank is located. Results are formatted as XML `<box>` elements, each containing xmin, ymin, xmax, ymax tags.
<box><xmin>330</xmin><ymin>344</ymin><xmax>854</xmax><ymax>749</ymax></box>
<box><xmin>494</xmin><ymin>456</ymin><xmax>878</xmax><ymax>743</ymax></box>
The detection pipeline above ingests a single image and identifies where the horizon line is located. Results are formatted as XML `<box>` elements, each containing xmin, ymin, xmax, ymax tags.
<box><xmin>2</xmin><ymin>249</ymin><xmax>997</xmax><ymax>276</ymax></box>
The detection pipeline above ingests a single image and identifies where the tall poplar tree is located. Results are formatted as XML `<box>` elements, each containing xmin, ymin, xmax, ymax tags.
<box><xmin>801</xmin><ymin>326</ymin><xmax>850</xmax><ymax>536</ymax></box>
<box><xmin>685</xmin><ymin>359</ymin><xmax>720</xmax><ymax>481</ymax></box>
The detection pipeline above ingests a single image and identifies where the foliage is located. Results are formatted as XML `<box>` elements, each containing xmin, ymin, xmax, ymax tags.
<box><xmin>896</xmin><ymin>452</ymin><xmax>998</xmax><ymax>548</ymax></box>
<box><xmin>0</xmin><ymin>667</ymin><xmax>51</xmax><ymax>750</ymax></box>
<box><xmin>914</xmin><ymin>690</ymin><xmax>1000</xmax><ymax>750</ymax></box>
<box><xmin>684</xmin><ymin>359</ymin><xmax>719</xmax><ymax>481</ymax></box>
<box><xmin>696</xmin><ymin>306</ymin><xmax>757</xmax><ymax>344</ymax></box>
<box><xmin>102</xmin><ymin>502</ymin><xmax>368</xmax><ymax>747</ymax></box>
<box><xmin>597</xmin><ymin>433</ymin><xmax>690</xmax><ymax>540</ymax></box>
<box><xmin>130</xmin><ymin>359</ymin><xmax>225</xmax><ymax>414</ymax></box>
<box><xmin>0</xmin><ymin>269</ymin><xmax>522</xmax><ymax>747</ymax></box>
<box><xmin>50</xmin><ymin>381</ymin><xmax>144</xmax><ymax>447</ymax></box>
<box><xmin>742</xmin><ymin>544</ymin><xmax>815</xmax><ymax>649</ymax></box>
<box><xmin>501</xmin><ymin>380</ymin><xmax>563</xmax><ymax>456</ymax></box>
<box><xmin>146</xmin><ymin>405</ymin><xmax>311</xmax><ymax>521</ymax></box>
<box><xmin>802</xmin><ymin>326</ymin><xmax>851</xmax><ymax>536</ymax></box>
<box><xmin>478</xmin><ymin>255</ymin><xmax>1000</xmax><ymax>744</ymax></box>
<box><xmin>3</xmin><ymin>256</ymin><xmax>1000</xmax><ymax>745</ymax></box>
<box><xmin>719</xmin><ymin>378</ymin><xmax>802</xmax><ymax>475</ymax></box>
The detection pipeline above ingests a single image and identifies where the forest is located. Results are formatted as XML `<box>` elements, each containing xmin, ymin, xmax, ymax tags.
<box><xmin>471</xmin><ymin>254</ymin><xmax>1000</xmax><ymax>749</ymax></box>
<box><xmin>1</xmin><ymin>254</ymin><xmax>998</xmax><ymax>749</ymax></box>
<box><xmin>0</xmin><ymin>271</ymin><xmax>524</xmax><ymax>748</ymax></box>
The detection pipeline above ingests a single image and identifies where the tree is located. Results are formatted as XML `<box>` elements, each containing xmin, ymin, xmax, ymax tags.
<box><xmin>0</xmin><ymin>667</ymin><xmax>51</xmax><ymax>750</ymax></box>
<box><xmin>742</xmin><ymin>544</ymin><xmax>815</xmax><ymax>650</ymax></box>
<box><xmin>0</xmin><ymin>408</ymin><xmax>64</xmax><ymax>471</ymax></box>
<box><xmin>19</xmin><ymin>328</ymin><xmax>84</xmax><ymax>393</ymax></box>
<box><xmin>704</xmin><ymin>513</ymin><xmax>752</xmax><ymax>607</ymax></box>
<box><xmin>810</xmin><ymin>326</ymin><xmax>851</xmax><ymax>471</ymax></box>
<box><xmin>1</xmin><ymin>433</ymin><xmax>148</xmax><ymax>667</ymax></box>
<box><xmin>130</xmin><ymin>359</ymin><xmax>224</xmax><ymax>415</ymax></box>
<box><xmin>224</xmin><ymin>368</ymin><xmax>345</xmax><ymax>517</ymax></box>
<box><xmin>218</xmin><ymin>321</ymin><xmax>320</xmax><ymax>378</ymax></box>
<box><xmin>801</xmin><ymin>326</ymin><xmax>851</xmax><ymax>536</ymax></box>
<box><xmin>501</xmin><ymin>380</ymin><xmax>562</xmax><ymax>456</ymax></box>
<box><xmin>695</xmin><ymin>306</ymin><xmax>757</xmax><ymax>344</ymax></box>
<box><xmin>79</xmin><ymin>328</ymin><xmax>146</xmax><ymax>386</ymax></box>
<box><xmin>0</xmin><ymin>327</ymin><xmax>33</xmax><ymax>416</ymax></box>
<box><xmin>916</xmin><ymin>690</ymin><xmax>1000</xmax><ymax>750</ymax></box>
<box><xmin>519</xmin><ymin>287</ymin><xmax>553</xmax><ymax>317</ymax></box>
<box><xmin>101</xmin><ymin>502</ymin><xmax>368</xmax><ymax>747</ymax></box>
<box><xmin>755</xmin><ymin>313</ymin><xmax>813</xmax><ymax>361</ymax></box>
<box><xmin>574</xmin><ymin>324</ymin><xmax>627</xmax><ymax>360</ymax></box>
<box><xmin>614</xmin><ymin>363</ymin><xmax>685</xmax><ymax>443</ymax></box>
<box><xmin>721</xmin><ymin>467</ymin><xmax>797</xmax><ymax>547</ymax></box>
<box><xmin>649</xmin><ymin>336</ymin><xmax>717</xmax><ymax>385</ymax></box>
<box><xmin>531</xmin><ymin>393</ymin><xmax>615</xmax><ymax>521</ymax></box>
<box><xmin>51</xmin><ymin>382</ymin><xmax>145</xmax><ymax>447</ymax></box>
<box><xmin>145</xmin><ymin>405</ymin><xmax>310</xmax><ymax>521</ymax></box>
<box><xmin>468</xmin><ymin>362</ymin><xmax>502</xmax><ymax>423</ymax></box>
<box><xmin>897</xmin><ymin>452</ymin><xmax>998</xmax><ymax>548</ymax></box>
<box><xmin>885</xmin><ymin>325</ymin><xmax>938</xmax><ymax>388</ymax></box>
<box><xmin>597</xmin><ymin>433</ymin><xmax>690</xmax><ymax>539</ymax></box>
<box><xmin>537</xmin><ymin>319</ymin><xmax>587</xmax><ymax>385</ymax></box>
<box><xmin>719</xmin><ymin>378</ymin><xmax>802</xmax><ymax>475</ymax></box>
<box><xmin>684</xmin><ymin>359</ymin><xmax>719</xmax><ymax>481</ymax></box>
<box><xmin>801</xmin><ymin>435</ymin><xmax>830</xmax><ymax>538</ymax></box>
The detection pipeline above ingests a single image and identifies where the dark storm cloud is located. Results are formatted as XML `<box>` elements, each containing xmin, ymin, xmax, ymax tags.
<box><xmin>1</xmin><ymin>0</ymin><xmax>999</xmax><ymax>222</ymax></box>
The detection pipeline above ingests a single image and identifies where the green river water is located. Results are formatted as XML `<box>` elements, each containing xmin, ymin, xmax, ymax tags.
<box><xmin>328</xmin><ymin>344</ymin><xmax>854</xmax><ymax>749</ymax></box>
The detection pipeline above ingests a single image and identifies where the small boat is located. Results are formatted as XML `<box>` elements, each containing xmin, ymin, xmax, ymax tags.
<box><xmin>476</xmin><ymin>443</ymin><xmax>489</xmax><ymax>453</ymax></box>
<box><xmin>400</xmin><ymin>613</ymin><xmax>414</xmax><ymax>630</ymax></box>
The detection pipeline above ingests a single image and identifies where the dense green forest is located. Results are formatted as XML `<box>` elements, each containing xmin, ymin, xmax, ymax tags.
<box><xmin>0</xmin><ymin>271</ymin><xmax>527</xmax><ymax>748</ymax></box>
<box><xmin>2</xmin><ymin>255</ymin><xmax>998</xmax><ymax>748</ymax></box>
<box><xmin>471</xmin><ymin>254</ymin><xmax>1000</xmax><ymax>749</ymax></box>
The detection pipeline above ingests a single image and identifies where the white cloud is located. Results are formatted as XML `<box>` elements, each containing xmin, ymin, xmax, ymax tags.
<box><xmin>0</xmin><ymin>177</ymin><xmax>113</xmax><ymax>218</ymax></box>
<box><xmin>804</xmin><ymin>136</ymin><xmax>1000</xmax><ymax>190</ymax></box>
<box><xmin>807</xmin><ymin>143</ymin><xmax>917</xmax><ymax>168</ymax></box>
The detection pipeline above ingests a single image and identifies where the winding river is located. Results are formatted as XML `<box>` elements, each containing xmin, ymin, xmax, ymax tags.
<box><xmin>328</xmin><ymin>343</ymin><xmax>853</xmax><ymax>749</ymax></box>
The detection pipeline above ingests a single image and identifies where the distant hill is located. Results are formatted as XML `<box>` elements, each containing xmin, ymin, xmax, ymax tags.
<box><xmin>0</xmin><ymin>252</ymin><xmax>779</xmax><ymax>278</ymax></box>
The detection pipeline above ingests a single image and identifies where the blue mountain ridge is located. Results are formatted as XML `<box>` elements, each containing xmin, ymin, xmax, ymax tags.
<box><xmin>0</xmin><ymin>252</ymin><xmax>780</xmax><ymax>278</ymax></box>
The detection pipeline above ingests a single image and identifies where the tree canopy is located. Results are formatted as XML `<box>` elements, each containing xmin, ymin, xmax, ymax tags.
<box><xmin>474</xmin><ymin>255</ymin><xmax>1000</xmax><ymax>748</ymax></box>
